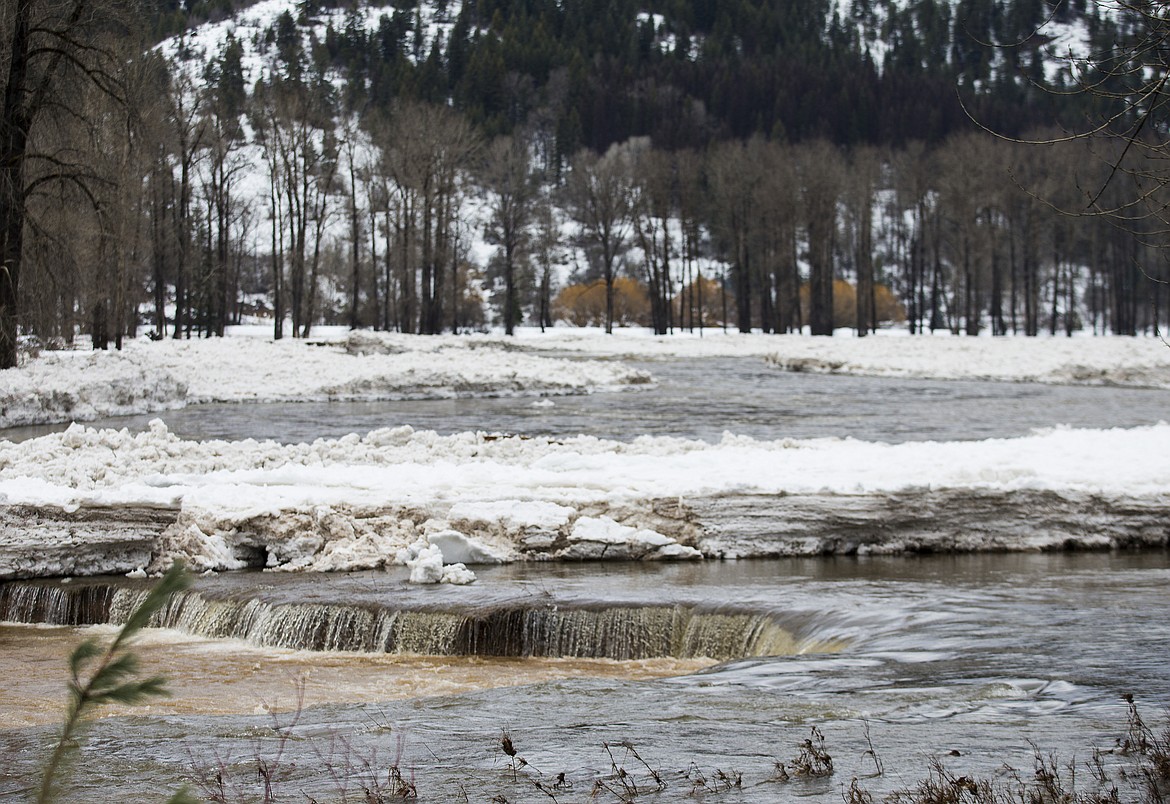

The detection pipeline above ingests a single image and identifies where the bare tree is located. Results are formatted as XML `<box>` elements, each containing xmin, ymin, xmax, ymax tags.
<box><xmin>531</xmin><ymin>190</ymin><xmax>561</xmax><ymax>332</ymax></box>
<box><xmin>891</xmin><ymin>142</ymin><xmax>934</xmax><ymax>334</ymax></box>
<box><xmin>673</xmin><ymin>149</ymin><xmax>706</xmax><ymax>334</ymax></box>
<box><xmin>254</xmin><ymin>72</ymin><xmax>338</xmax><ymax>339</ymax></box>
<box><xmin>630</xmin><ymin>143</ymin><xmax>676</xmax><ymax>335</ymax></box>
<box><xmin>708</xmin><ymin>139</ymin><xmax>762</xmax><ymax>333</ymax></box>
<box><xmin>199</xmin><ymin>68</ymin><xmax>248</xmax><ymax>337</ymax></box>
<box><xmin>253</xmin><ymin>99</ymin><xmax>286</xmax><ymax>339</ymax></box>
<box><xmin>1</xmin><ymin>0</ymin><xmax>140</xmax><ymax>366</ymax></box>
<box><xmin>971</xmin><ymin>0</ymin><xmax>1170</xmax><ymax>333</ymax></box>
<box><xmin>845</xmin><ymin>146</ymin><xmax>882</xmax><ymax>336</ymax></box>
<box><xmin>753</xmin><ymin>140</ymin><xmax>801</xmax><ymax>334</ymax></box>
<box><xmin>376</xmin><ymin>100</ymin><xmax>478</xmax><ymax>335</ymax></box>
<box><xmin>481</xmin><ymin>133</ymin><xmax>535</xmax><ymax>335</ymax></box>
<box><xmin>797</xmin><ymin>140</ymin><xmax>844</xmax><ymax>336</ymax></box>
<box><xmin>340</xmin><ymin>114</ymin><xmax>369</xmax><ymax>330</ymax></box>
<box><xmin>565</xmin><ymin>143</ymin><xmax>634</xmax><ymax>334</ymax></box>
<box><xmin>163</xmin><ymin>59</ymin><xmax>207</xmax><ymax>339</ymax></box>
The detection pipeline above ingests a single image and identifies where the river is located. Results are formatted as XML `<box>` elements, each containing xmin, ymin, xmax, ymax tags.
<box><xmin>1</xmin><ymin>356</ymin><xmax>1168</xmax><ymax>802</ymax></box>
<box><xmin>5</xmin><ymin>356</ymin><xmax>1170</xmax><ymax>444</ymax></box>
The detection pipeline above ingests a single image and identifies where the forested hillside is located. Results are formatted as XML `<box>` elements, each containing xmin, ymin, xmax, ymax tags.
<box><xmin>154</xmin><ymin>0</ymin><xmax>1095</xmax><ymax>149</ymax></box>
<box><xmin>1</xmin><ymin>0</ymin><xmax>1165</xmax><ymax>367</ymax></box>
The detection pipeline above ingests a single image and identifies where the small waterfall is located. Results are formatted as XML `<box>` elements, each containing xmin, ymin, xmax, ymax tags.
<box><xmin>0</xmin><ymin>581</ymin><xmax>116</xmax><ymax>625</ymax></box>
<box><xmin>1</xmin><ymin>580</ymin><xmax>835</xmax><ymax>661</ymax></box>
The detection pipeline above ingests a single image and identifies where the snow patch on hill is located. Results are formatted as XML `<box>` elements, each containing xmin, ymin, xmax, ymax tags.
<box><xmin>160</xmin><ymin>0</ymin><xmax>461</xmax><ymax>87</ymax></box>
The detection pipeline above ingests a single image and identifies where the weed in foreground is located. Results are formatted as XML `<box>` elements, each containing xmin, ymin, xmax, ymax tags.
<box><xmin>191</xmin><ymin>688</ymin><xmax>424</xmax><ymax>803</ymax></box>
<box><xmin>771</xmin><ymin>724</ymin><xmax>834</xmax><ymax>782</ymax></box>
<box><xmin>190</xmin><ymin>680</ymin><xmax>306</xmax><ymax>803</ymax></box>
<box><xmin>590</xmin><ymin>740</ymin><xmax>667</xmax><ymax>801</ymax></box>
<box><xmin>500</xmin><ymin>728</ymin><xmax>541</xmax><ymax>780</ymax></box>
<box><xmin>845</xmin><ymin>776</ymin><xmax>876</xmax><ymax>804</ymax></box>
<box><xmin>37</xmin><ymin>563</ymin><xmax>195</xmax><ymax>804</ymax></box>
<box><xmin>882</xmin><ymin>756</ymin><xmax>997</xmax><ymax>804</ymax></box>
<box><xmin>862</xmin><ymin>718</ymin><xmax>885</xmax><ymax>778</ymax></box>
<box><xmin>875</xmin><ymin>696</ymin><xmax>1170</xmax><ymax>804</ymax></box>
<box><xmin>313</xmin><ymin>732</ymin><xmax>418</xmax><ymax>803</ymax></box>
<box><xmin>682</xmin><ymin>762</ymin><xmax>742</xmax><ymax>796</ymax></box>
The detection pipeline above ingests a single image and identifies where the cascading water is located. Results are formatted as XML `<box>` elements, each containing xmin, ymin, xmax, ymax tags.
<box><xmin>0</xmin><ymin>578</ymin><xmax>837</xmax><ymax>661</ymax></box>
<box><xmin>0</xmin><ymin>581</ymin><xmax>116</xmax><ymax>625</ymax></box>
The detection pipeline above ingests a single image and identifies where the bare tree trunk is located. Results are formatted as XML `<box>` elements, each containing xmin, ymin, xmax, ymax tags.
<box><xmin>150</xmin><ymin>153</ymin><xmax>168</xmax><ymax>338</ymax></box>
<box><xmin>346</xmin><ymin>137</ymin><xmax>362</xmax><ymax>330</ymax></box>
<box><xmin>0</xmin><ymin>0</ymin><xmax>32</xmax><ymax>367</ymax></box>
<box><xmin>270</xmin><ymin>181</ymin><xmax>284</xmax><ymax>340</ymax></box>
<box><xmin>368</xmin><ymin>194</ymin><xmax>380</xmax><ymax>329</ymax></box>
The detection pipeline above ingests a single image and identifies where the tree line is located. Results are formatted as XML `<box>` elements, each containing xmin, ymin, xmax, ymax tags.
<box><xmin>3</xmin><ymin>0</ymin><xmax>1167</xmax><ymax>370</ymax></box>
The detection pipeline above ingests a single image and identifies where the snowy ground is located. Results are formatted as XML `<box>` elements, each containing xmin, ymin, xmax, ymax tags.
<box><xmin>2</xmin><ymin>327</ymin><xmax>1168</xmax><ymax>580</ymax></box>
<box><xmin>0</xmin><ymin>328</ymin><xmax>648</xmax><ymax>429</ymax></box>
<box><xmin>0</xmin><ymin>418</ymin><xmax>1167</xmax><ymax>579</ymax></box>
<box><xmin>509</xmin><ymin>326</ymin><xmax>1170</xmax><ymax>387</ymax></box>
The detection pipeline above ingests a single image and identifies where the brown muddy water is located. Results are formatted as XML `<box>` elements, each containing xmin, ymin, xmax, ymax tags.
<box><xmin>2</xmin><ymin>553</ymin><xmax>1168</xmax><ymax>803</ymax></box>
<box><xmin>0</xmin><ymin>624</ymin><xmax>709</xmax><ymax>729</ymax></box>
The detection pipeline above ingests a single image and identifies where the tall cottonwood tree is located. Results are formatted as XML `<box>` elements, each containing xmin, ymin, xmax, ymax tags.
<box><xmin>673</xmin><ymin>148</ymin><xmax>707</xmax><ymax>333</ymax></box>
<box><xmin>161</xmin><ymin>60</ymin><xmax>205</xmax><ymax>339</ymax></box>
<box><xmin>254</xmin><ymin>67</ymin><xmax>338</xmax><ymax>339</ymax></box>
<box><xmin>531</xmin><ymin>190</ymin><xmax>560</xmax><ymax>331</ymax></box>
<box><xmin>89</xmin><ymin>47</ymin><xmax>165</xmax><ymax>350</ymax></box>
<box><xmin>752</xmin><ymin>141</ymin><xmax>802</xmax><ymax>334</ymax></box>
<box><xmin>481</xmin><ymin>133</ymin><xmax>535</xmax><ymax>335</ymax></box>
<box><xmin>566</xmin><ymin>142</ymin><xmax>634</xmax><ymax>334</ymax></box>
<box><xmin>339</xmin><ymin>114</ymin><xmax>371</xmax><ymax>330</ymax></box>
<box><xmin>0</xmin><ymin>0</ymin><xmax>139</xmax><ymax>366</ymax></box>
<box><xmin>798</xmin><ymin>140</ymin><xmax>844</xmax><ymax>335</ymax></box>
<box><xmin>197</xmin><ymin>35</ymin><xmax>249</xmax><ymax>337</ymax></box>
<box><xmin>892</xmin><ymin>142</ymin><xmax>934</xmax><ymax>333</ymax></box>
<box><xmin>630</xmin><ymin>142</ymin><xmax>676</xmax><ymax>335</ymax></box>
<box><xmin>376</xmin><ymin>100</ymin><xmax>478</xmax><ymax>334</ymax></box>
<box><xmin>708</xmin><ymin>138</ymin><xmax>763</xmax><ymax>333</ymax></box>
<box><xmin>845</xmin><ymin>145</ymin><xmax>882</xmax><ymax>336</ymax></box>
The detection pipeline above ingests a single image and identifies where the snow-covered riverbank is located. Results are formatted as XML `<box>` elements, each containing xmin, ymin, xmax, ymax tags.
<box><xmin>3</xmin><ymin>328</ymin><xmax>1169</xmax><ymax>430</ymax></box>
<box><xmin>0</xmin><ymin>330</ymin><xmax>649</xmax><ymax>429</ymax></box>
<box><xmin>1</xmin><ymin>419</ymin><xmax>1167</xmax><ymax>579</ymax></box>
<box><xmin>510</xmin><ymin>327</ymin><xmax>1170</xmax><ymax>386</ymax></box>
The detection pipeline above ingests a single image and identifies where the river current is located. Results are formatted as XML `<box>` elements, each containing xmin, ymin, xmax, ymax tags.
<box><xmin>2</xmin><ymin>355</ymin><xmax>1169</xmax><ymax>801</ymax></box>
<box><xmin>6</xmin><ymin>355</ymin><xmax>1170</xmax><ymax>443</ymax></box>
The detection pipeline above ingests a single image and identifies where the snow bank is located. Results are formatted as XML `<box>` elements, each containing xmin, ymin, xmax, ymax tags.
<box><xmin>0</xmin><ymin>332</ymin><xmax>648</xmax><ymax>429</ymax></box>
<box><xmin>509</xmin><ymin>328</ymin><xmax>1170</xmax><ymax>388</ymax></box>
<box><xmin>0</xmin><ymin>419</ymin><xmax>1167</xmax><ymax>576</ymax></box>
<box><xmin>0</xmin><ymin>349</ymin><xmax>188</xmax><ymax>428</ymax></box>
<box><xmin>15</xmin><ymin>418</ymin><xmax>1167</xmax><ymax>505</ymax></box>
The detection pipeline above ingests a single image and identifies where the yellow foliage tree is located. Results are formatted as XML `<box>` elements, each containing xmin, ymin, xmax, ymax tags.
<box><xmin>672</xmin><ymin>275</ymin><xmax>734</xmax><ymax>328</ymax></box>
<box><xmin>553</xmin><ymin>278</ymin><xmax>650</xmax><ymax>327</ymax></box>
<box><xmin>800</xmin><ymin>280</ymin><xmax>905</xmax><ymax>329</ymax></box>
<box><xmin>873</xmin><ymin>284</ymin><xmax>906</xmax><ymax>324</ymax></box>
<box><xmin>832</xmin><ymin>279</ymin><xmax>857</xmax><ymax>326</ymax></box>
